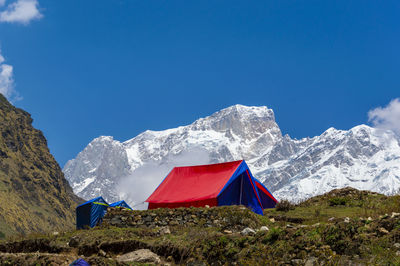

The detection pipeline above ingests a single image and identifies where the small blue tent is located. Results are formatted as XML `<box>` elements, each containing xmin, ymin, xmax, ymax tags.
<box><xmin>70</xmin><ymin>258</ymin><xmax>90</xmax><ymax>266</ymax></box>
<box><xmin>110</xmin><ymin>200</ymin><xmax>133</xmax><ymax>210</ymax></box>
<box><xmin>76</xmin><ymin>197</ymin><xmax>109</xmax><ymax>229</ymax></box>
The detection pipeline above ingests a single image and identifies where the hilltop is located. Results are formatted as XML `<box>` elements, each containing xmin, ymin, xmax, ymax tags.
<box><xmin>1</xmin><ymin>187</ymin><xmax>400</xmax><ymax>265</ymax></box>
<box><xmin>0</xmin><ymin>94</ymin><xmax>82</xmax><ymax>237</ymax></box>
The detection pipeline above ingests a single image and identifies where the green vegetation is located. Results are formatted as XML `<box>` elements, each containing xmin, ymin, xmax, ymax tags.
<box><xmin>275</xmin><ymin>199</ymin><xmax>295</xmax><ymax>212</ymax></box>
<box><xmin>1</xmin><ymin>187</ymin><xmax>400</xmax><ymax>264</ymax></box>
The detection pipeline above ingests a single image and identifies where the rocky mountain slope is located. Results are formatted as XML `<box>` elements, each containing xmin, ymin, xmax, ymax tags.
<box><xmin>0</xmin><ymin>94</ymin><xmax>82</xmax><ymax>237</ymax></box>
<box><xmin>63</xmin><ymin>104</ymin><xmax>400</xmax><ymax>204</ymax></box>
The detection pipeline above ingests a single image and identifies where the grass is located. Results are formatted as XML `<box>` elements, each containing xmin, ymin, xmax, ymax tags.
<box><xmin>2</xmin><ymin>187</ymin><xmax>400</xmax><ymax>265</ymax></box>
<box><xmin>265</xmin><ymin>188</ymin><xmax>400</xmax><ymax>225</ymax></box>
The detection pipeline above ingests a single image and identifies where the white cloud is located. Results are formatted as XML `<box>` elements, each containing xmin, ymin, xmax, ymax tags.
<box><xmin>0</xmin><ymin>0</ymin><xmax>6</xmax><ymax>7</ymax></box>
<box><xmin>368</xmin><ymin>98</ymin><xmax>400</xmax><ymax>136</ymax></box>
<box><xmin>0</xmin><ymin>0</ymin><xmax>42</xmax><ymax>25</ymax></box>
<box><xmin>0</xmin><ymin>50</ymin><xmax>20</xmax><ymax>101</ymax></box>
<box><xmin>117</xmin><ymin>148</ymin><xmax>210</xmax><ymax>210</ymax></box>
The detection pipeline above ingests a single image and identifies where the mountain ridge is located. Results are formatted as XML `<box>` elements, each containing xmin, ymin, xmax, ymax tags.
<box><xmin>63</xmin><ymin>104</ymin><xmax>400</xmax><ymax>205</ymax></box>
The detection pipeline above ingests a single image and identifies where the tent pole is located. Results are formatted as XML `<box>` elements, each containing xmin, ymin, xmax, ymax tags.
<box><xmin>239</xmin><ymin>176</ymin><xmax>243</xmax><ymax>205</ymax></box>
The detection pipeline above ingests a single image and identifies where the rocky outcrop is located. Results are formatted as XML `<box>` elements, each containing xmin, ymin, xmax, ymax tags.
<box><xmin>0</xmin><ymin>94</ymin><xmax>82</xmax><ymax>237</ymax></box>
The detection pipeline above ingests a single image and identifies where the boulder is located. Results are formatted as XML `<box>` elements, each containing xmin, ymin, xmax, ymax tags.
<box><xmin>117</xmin><ymin>249</ymin><xmax>161</xmax><ymax>263</ymax></box>
<box><xmin>241</xmin><ymin>227</ymin><xmax>256</xmax><ymax>236</ymax></box>
<box><xmin>158</xmin><ymin>226</ymin><xmax>171</xmax><ymax>235</ymax></box>
<box><xmin>259</xmin><ymin>226</ymin><xmax>269</xmax><ymax>232</ymax></box>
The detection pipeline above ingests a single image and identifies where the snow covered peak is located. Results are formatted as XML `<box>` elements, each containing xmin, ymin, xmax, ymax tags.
<box><xmin>190</xmin><ymin>105</ymin><xmax>280</xmax><ymax>142</ymax></box>
<box><xmin>63</xmin><ymin>104</ymin><xmax>400</xmax><ymax>206</ymax></box>
<box><xmin>92</xmin><ymin>136</ymin><xmax>115</xmax><ymax>143</ymax></box>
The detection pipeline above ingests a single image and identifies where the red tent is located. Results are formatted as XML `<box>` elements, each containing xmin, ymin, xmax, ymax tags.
<box><xmin>145</xmin><ymin>160</ymin><xmax>277</xmax><ymax>215</ymax></box>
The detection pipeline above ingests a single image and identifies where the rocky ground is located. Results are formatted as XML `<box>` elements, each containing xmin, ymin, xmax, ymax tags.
<box><xmin>1</xmin><ymin>187</ymin><xmax>400</xmax><ymax>265</ymax></box>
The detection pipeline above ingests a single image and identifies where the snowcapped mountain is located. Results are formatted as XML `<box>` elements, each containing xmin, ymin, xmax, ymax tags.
<box><xmin>63</xmin><ymin>104</ymin><xmax>400</xmax><ymax>205</ymax></box>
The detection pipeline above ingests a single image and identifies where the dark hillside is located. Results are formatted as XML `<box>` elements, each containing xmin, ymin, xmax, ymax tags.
<box><xmin>0</xmin><ymin>94</ymin><xmax>82</xmax><ymax>237</ymax></box>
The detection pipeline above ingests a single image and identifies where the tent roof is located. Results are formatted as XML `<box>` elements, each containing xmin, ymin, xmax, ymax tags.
<box><xmin>110</xmin><ymin>200</ymin><xmax>132</xmax><ymax>209</ymax></box>
<box><xmin>77</xmin><ymin>196</ymin><xmax>108</xmax><ymax>208</ymax></box>
<box><xmin>110</xmin><ymin>200</ymin><xmax>125</xmax><ymax>207</ymax></box>
<box><xmin>146</xmin><ymin>160</ymin><xmax>243</xmax><ymax>204</ymax></box>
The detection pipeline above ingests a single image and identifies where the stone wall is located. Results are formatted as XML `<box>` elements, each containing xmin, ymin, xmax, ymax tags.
<box><xmin>102</xmin><ymin>205</ymin><xmax>262</xmax><ymax>230</ymax></box>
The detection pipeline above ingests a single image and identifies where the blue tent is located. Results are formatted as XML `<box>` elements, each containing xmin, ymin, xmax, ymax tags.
<box><xmin>110</xmin><ymin>200</ymin><xmax>132</xmax><ymax>210</ymax></box>
<box><xmin>70</xmin><ymin>258</ymin><xmax>90</xmax><ymax>266</ymax></box>
<box><xmin>76</xmin><ymin>197</ymin><xmax>109</xmax><ymax>229</ymax></box>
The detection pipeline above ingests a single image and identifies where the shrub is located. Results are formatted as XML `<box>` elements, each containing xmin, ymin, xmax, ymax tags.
<box><xmin>262</xmin><ymin>227</ymin><xmax>282</xmax><ymax>244</ymax></box>
<box><xmin>276</xmin><ymin>200</ymin><xmax>295</xmax><ymax>212</ymax></box>
<box><xmin>329</xmin><ymin>197</ymin><xmax>347</xmax><ymax>206</ymax></box>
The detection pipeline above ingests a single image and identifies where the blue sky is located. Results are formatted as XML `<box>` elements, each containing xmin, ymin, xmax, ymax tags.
<box><xmin>0</xmin><ymin>0</ymin><xmax>399</xmax><ymax>166</ymax></box>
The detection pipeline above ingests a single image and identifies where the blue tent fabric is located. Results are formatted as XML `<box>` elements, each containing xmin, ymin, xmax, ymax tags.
<box><xmin>254</xmin><ymin>179</ymin><xmax>278</xmax><ymax>209</ymax></box>
<box><xmin>217</xmin><ymin>161</ymin><xmax>264</xmax><ymax>215</ymax></box>
<box><xmin>70</xmin><ymin>258</ymin><xmax>90</xmax><ymax>266</ymax></box>
<box><xmin>76</xmin><ymin>197</ymin><xmax>109</xmax><ymax>229</ymax></box>
<box><xmin>110</xmin><ymin>200</ymin><xmax>132</xmax><ymax>210</ymax></box>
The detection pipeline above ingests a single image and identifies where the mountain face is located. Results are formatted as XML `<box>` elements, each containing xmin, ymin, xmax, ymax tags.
<box><xmin>63</xmin><ymin>104</ymin><xmax>400</xmax><ymax>205</ymax></box>
<box><xmin>0</xmin><ymin>94</ymin><xmax>82</xmax><ymax>237</ymax></box>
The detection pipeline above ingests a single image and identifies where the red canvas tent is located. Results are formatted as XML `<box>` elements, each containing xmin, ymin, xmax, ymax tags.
<box><xmin>145</xmin><ymin>160</ymin><xmax>277</xmax><ymax>215</ymax></box>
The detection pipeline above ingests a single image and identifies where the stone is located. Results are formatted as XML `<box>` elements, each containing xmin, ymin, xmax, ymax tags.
<box><xmin>205</xmin><ymin>205</ymin><xmax>210</xmax><ymax>208</ymax></box>
<box><xmin>328</xmin><ymin>217</ymin><xmax>335</xmax><ymax>222</ymax></box>
<box><xmin>158</xmin><ymin>226</ymin><xmax>171</xmax><ymax>235</ymax></box>
<box><xmin>117</xmin><ymin>249</ymin><xmax>161</xmax><ymax>264</ymax></box>
<box><xmin>68</xmin><ymin>236</ymin><xmax>80</xmax><ymax>248</ymax></box>
<box><xmin>367</xmin><ymin>217</ymin><xmax>373</xmax><ymax>221</ymax></box>
<box><xmin>169</xmin><ymin>220</ymin><xmax>179</xmax><ymax>226</ymax></box>
<box><xmin>394</xmin><ymin>243</ymin><xmax>400</xmax><ymax>249</ymax></box>
<box><xmin>269</xmin><ymin>218</ymin><xmax>275</xmax><ymax>223</ymax></box>
<box><xmin>99</xmin><ymin>249</ymin><xmax>107</xmax><ymax>257</ymax></box>
<box><xmin>344</xmin><ymin>217</ymin><xmax>350</xmax><ymax>223</ymax></box>
<box><xmin>379</xmin><ymin>227</ymin><xmax>389</xmax><ymax>234</ymax></box>
<box><xmin>286</xmin><ymin>224</ymin><xmax>294</xmax><ymax>228</ymax></box>
<box><xmin>392</xmin><ymin>212</ymin><xmax>400</xmax><ymax>218</ymax></box>
<box><xmin>305</xmin><ymin>257</ymin><xmax>318</xmax><ymax>266</ymax></box>
<box><xmin>291</xmin><ymin>259</ymin><xmax>303</xmax><ymax>265</ymax></box>
<box><xmin>143</xmin><ymin>216</ymin><xmax>152</xmax><ymax>222</ymax></box>
<box><xmin>52</xmin><ymin>231</ymin><xmax>59</xmax><ymax>236</ymax></box>
<box><xmin>223</xmin><ymin>230</ymin><xmax>233</xmax><ymax>234</ymax></box>
<box><xmin>241</xmin><ymin>227</ymin><xmax>256</xmax><ymax>236</ymax></box>
<box><xmin>259</xmin><ymin>226</ymin><xmax>269</xmax><ymax>232</ymax></box>
<box><xmin>110</xmin><ymin>216</ymin><xmax>122</xmax><ymax>225</ymax></box>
